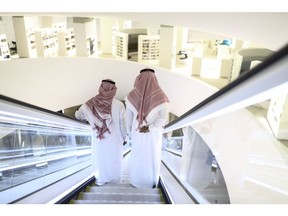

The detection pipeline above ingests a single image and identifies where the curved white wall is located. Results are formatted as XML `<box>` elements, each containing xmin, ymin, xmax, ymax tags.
<box><xmin>0</xmin><ymin>57</ymin><xmax>216</xmax><ymax>116</ymax></box>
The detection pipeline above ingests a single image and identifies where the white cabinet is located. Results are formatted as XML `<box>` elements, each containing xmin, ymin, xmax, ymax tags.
<box><xmin>57</xmin><ymin>28</ymin><xmax>76</xmax><ymax>57</ymax></box>
<box><xmin>0</xmin><ymin>34</ymin><xmax>11</xmax><ymax>60</ymax></box>
<box><xmin>138</xmin><ymin>35</ymin><xmax>160</xmax><ymax>64</ymax></box>
<box><xmin>35</xmin><ymin>28</ymin><xmax>58</xmax><ymax>57</ymax></box>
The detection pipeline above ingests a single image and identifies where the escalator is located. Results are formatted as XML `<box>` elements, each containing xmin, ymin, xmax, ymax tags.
<box><xmin>0</xmin><ymin>94</ymin><xmax>170</xmax><ymax>204</ymax></box>
<box><xmin>70</xmin><ymin>181</ymin><xmax>165</xmax><ymax>204</ymax></box>
<box><xmin>69</xmin><ymin>152</ymin><xmax>167</xmax><ymax>204</ymax></box>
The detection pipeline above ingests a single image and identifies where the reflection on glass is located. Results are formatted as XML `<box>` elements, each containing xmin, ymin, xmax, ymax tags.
<box><xmin>182</xmin><ymin>126</ymin><xmax>229</xmax><ymax>204</ymax></box>
<box><xmin>188</xmin><ymin>93</ymin><xmax>288</xmax><ymax>203</ymax></box>
<box><xmin>164</xmin><ymin>127</ymin><xmax>183</xmax><ymax>155</ymax></box>
<box><xmin>0</xmin><ymin>118</ymin><xmax>92</xmax><ymax>193</ymax></box>
<box><xmin>162</xmin><ymin>126</ymin><xmax>230</xmax><ymax>204</ymax></box>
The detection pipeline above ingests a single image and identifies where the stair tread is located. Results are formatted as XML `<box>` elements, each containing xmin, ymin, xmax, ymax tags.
<box><xmin>88</xmin><ymin>186</ymin><xmax>160</xmax><ymax>194</ymax></box>
<box><xmin>96</xmin><ymin>183</ymin><xmax>134</xmax><ymax>188</ymax></box>
<box><xmin>71</xmin><ymin>199</ymin><xmax>165</xmax><ymax>204</ymax></box>
<box><xmin>79</xmin><ymin>192</ymin><xmax>164</xmax><ymax>202</ymax></box>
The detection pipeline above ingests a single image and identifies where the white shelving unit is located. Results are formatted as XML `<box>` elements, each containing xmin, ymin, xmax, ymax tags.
<box><xmin>267</xmin><ymin>94</ymin><xmax>288</xmax><ymax>140</ymax></box>
<box><xmin>229</xmin><ymin>52</ymin><xmax>243</xmax><ymax>82</ymax></box>
<box><xmin>57</xmin><ymin>28</ymin><xmax>76</xmax><ymax>57</ymax></box>
<box><xmin>0</xmin><ymin>34</ymin><xmax>11</xmax><ymax>60</ymax></box>
<box><xmin>138</xmin><ymin>35</ymin><xmax>160</xmax><ymax>64</ymax></box>
<box><xmin>114</xmin><ymin>31</ymin><xmax>128</xmax><ymax>60</ymax></box>
<box><xmin>35</xmin><ymin>28</ymin><xmax>58</xmax><ymax>57</ymax></box>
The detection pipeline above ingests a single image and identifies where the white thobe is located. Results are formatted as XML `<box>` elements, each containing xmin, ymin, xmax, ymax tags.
<box><xmin>75</xmin><ymin>99</ymin><xmax>126</xmax><ymax>185</ymax></box>
<box><xmin>125</xmin><ymin>99</ymin><xmax>169</xmax><ymax>188</ymax></box>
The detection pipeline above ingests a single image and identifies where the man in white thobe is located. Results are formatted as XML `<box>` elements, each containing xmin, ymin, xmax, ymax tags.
<box><xmin>125</xmin><ymin>68</ymin><xmax>170</xmax><ymax>189</ymax></box>
<box><xmin>75</xmin><ymin>79</ymin><xmax>126</xmax><ymax>186</ymax></box>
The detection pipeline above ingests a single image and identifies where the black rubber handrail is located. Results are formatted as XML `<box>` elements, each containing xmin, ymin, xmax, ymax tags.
<box><xmin>165</xmin><ymin>42</ymin><xmax>288</xmax><ymax>129</ymax></box>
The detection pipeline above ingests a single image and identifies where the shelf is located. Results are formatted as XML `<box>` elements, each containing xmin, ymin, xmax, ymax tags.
<box><xmin>0</xmin><ymin>34</ymin><xmax>11</xmax><ymax>61</ymax></box>
<box><xmin>138</xmin><ymin>35</ymin><xmax>160</xmax><ymax>64</ymax></box>
<box><xmin>35</xmin><ymin>28</ymin><xmax>58</xmax><ymax>57</ymax></box>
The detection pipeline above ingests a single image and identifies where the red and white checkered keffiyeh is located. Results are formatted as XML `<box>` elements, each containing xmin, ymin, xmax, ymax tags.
<box><xmin>86</xmin><ymin>80</ymin><xmax>117</xmax><ymax>139</ymax></box>
<box><xmin>127</xmin><ymin>69</ymin><xmax>169</xmax><ymax>129</ymax></box>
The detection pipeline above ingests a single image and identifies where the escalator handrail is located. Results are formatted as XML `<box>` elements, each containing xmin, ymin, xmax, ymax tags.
<box><xmin>164</xmin><ymin>42</ymin><xmax>288</xmax><ymax>130</ymax></box>
<box><xmin>0</xmin><ymin>94</ymin><xmax>87</xmax><ymax>125</ymax></box>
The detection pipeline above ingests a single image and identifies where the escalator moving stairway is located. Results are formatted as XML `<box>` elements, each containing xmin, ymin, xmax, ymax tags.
<box><xmin>70</xmin><ymin>152</ymin><xmax>166</xmax><ymax>204</ymax></box>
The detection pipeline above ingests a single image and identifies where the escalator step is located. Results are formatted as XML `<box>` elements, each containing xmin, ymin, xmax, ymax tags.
<box><xmin>87</xmin><ymin>186</ymin><xmax>161</xmax><ymax>194</ymax></box>
<box><xmin>70</xmin><ymin>199</ymin><xmax>164</xmax><ymax>204</ymax></box>
<box><xmin>77</xmin><ymin>191</ymin><xmax>164</xmax><ymax>203</ymax></box>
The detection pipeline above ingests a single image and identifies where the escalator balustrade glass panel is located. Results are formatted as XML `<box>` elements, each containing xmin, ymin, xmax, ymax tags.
<box><xmin>0</xmin><ymin>96</ymin><xmax>93</xmax><ymax>194</ymax></box>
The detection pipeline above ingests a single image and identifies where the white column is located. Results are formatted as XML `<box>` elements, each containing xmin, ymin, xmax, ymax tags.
<box><xmin>100</xmin><ymin>17</ymin><xmax>114</xmax><ymax>54</ymax></box>
<box><xmin>176</xmin><ymin>27</ymin><xmax>188</xmax><ymax>65</ymax></box>
<box><xmin>176</xmin><ymin>27</ymin><xmax>188</xmax><ymax>53</ymax></box>
<box><xmin>12</xmin><ymin>16</ymin><xmax>39</xmax><ymax>58</ymax></box>
<box><xmin>159</xmin><ymin>25</ymin><xmax>176</xmax><ymax>70</ymax></box>
<box><xmin>72</xmin><ymin>17</ymin><xmax>97</xmax><ymax>57</ymax></box>
<box><xmin>41</xmin><ymin>16</ymin><xmax>53</xmax><ymax>28</ymax></box>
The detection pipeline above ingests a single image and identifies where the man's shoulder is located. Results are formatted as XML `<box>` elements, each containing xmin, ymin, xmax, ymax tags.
<box><xmin>112</xmin><ymin>98</ymin><xmax>125</xmax><ymax>105</ymax></box>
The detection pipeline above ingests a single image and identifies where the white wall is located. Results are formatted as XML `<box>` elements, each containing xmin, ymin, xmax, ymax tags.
<box><xmin>0</xmin><ymin>16</ymin><xmax>15</xmax><ymax>44</ymax></box>
<box><xmin>0</xmin><ymin>57</ymin><xmax>216</xmax><ymax>116</ymax></box>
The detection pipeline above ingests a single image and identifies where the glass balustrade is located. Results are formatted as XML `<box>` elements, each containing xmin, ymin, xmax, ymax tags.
<box><xmin>0</xmin><ymin>95</ymin><xmax>93</xmax><ymax>203</ymax></box>
<box><xmin>161</xmin><ymin>43</ymin><xmax>288</xmax><ymax>204</ymax></box>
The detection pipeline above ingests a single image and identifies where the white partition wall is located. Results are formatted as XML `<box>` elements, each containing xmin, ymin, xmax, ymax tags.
<box><xmin>159</xmin><ymin>25</ymin><xmax>177</xmax><ymax>70</ymax></box>
<box><xmin>12</xmin><ymin>16</ymin><xmax>39</xmax><ymax>58</ymax></box>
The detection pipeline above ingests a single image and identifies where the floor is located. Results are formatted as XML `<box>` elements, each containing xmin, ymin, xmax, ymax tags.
<box><xmin>97</xmin><ymin>46</ymin><xmax>230</xmax><ymax>90</ymax></box>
